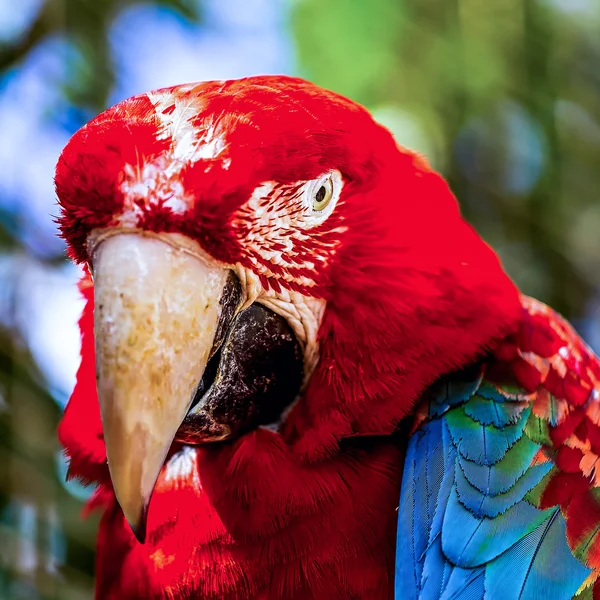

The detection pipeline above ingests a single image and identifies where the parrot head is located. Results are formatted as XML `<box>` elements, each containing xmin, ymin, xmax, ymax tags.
<box><xmin>56</xmin><ymin>75</ymin><xmax>520</xmax><ymax>542</ymax></box>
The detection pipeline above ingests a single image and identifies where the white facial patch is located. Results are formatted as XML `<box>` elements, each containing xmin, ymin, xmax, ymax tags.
<box><xmin>119</xmin><ymin>160</ymin><xmax>188</xmax><ymax>226</ymax></box>
<box><xmin>232</xmin><ymin>171</ymin><xmax>346</xmax><ymax>287</ymax></box>
<box><xmin>230</xmin><ymin>171</ymin><xmax>346</xmax><ymax>381</ymax></box>
<box><xmin>117</xmin><ymin>87</ymin><xmax>228</xmax><ymax>223</ymax></box>
<box><xmin>149</xmin><ymin>89</ymin><xmax>227</xmax><ymax>164</ymax></box>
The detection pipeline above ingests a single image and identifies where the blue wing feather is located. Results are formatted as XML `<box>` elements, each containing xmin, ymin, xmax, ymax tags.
<box><xmin>395</xmin><ymin>367</ymin><xmax>592</xmax><ymax>600</ymax></box>
<box><xmin>396</xmin><ymin>419</ymin><xmax>445</xmax><ymax>599</ymax></box>
<box><xmin>439</xmin><ymin>568</ymin><xmax>485</xmax><ymax>600</ymax></box>
<box><xmin>463</xmin><ymin>395</ymin><xmax>528</xmax><ymax>428</ymax></box>
<box><xmin>419</xmin><ymin>423</ymin><xmax>456</xmax><ymax>600</ymax></box>
<box><xmin>486</xmin><ymin>508</ymin><xmax>589</xmax><ymax>600</ymax></box>
<box><xmin>445</xmin><ymin>407</ymin><xmax>529</xmax><ymax>466</ymax></box>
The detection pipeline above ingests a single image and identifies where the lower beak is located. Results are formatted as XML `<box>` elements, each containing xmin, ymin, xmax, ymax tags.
<box><xmin>92</xmin><ymin>233</ymin><xmax>230</xmax><ymax>542</ymax></box>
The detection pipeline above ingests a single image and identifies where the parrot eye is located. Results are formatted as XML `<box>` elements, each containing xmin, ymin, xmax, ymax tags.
<box><xmin>312</xmin><ymin>176</ymin><xmax>334</xmax><ymax>211</ymax></box>
<box><xmin>305</xmin><ymin>170</ymin><xmax>342</xmax><ymax>221</ymax></box>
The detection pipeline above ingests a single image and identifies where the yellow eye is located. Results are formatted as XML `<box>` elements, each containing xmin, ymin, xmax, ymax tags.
<box><xmin>311</xmin><ymin>175</ymin><xmax>334</xmax><ymax>211</ymax></box>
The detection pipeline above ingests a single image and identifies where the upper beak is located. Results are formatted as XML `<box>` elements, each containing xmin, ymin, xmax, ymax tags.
<box><xmin>91</xmin><ymin>232</ymin><xmax>230</xmax><ymax>542</ymax></box>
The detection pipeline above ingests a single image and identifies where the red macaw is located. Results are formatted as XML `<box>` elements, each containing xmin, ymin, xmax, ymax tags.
<box><xmin>56</xmin><ymin>76</ymin><xmax>600</xmax><ymax>599</ymax></box>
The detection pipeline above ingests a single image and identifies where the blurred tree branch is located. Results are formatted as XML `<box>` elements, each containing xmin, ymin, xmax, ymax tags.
<box><xmin>0</xmin><ymin>0</ymin><xmax>60</xmax><ymax>72</ymax></box>
<box><xmin>0</xmin><ymin>0</ymin><xmax>201</xmax><ymax>112</ymax></box>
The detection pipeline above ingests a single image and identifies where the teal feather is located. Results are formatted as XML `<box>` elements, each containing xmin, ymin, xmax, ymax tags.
<box><xmin>463</xmin><ymin>395</ymin><xmax>529</xmax><ymax>428</ymax></box>
<box><xmin>485</xmin><ymin>509</ymin><xmax>590</xmax><ymax>600</ymax></box>
<box><xmin>428</xmin><ymin>371</ymin><xmax>484</xmax><ymax>418</ymax></box>
<box><xmin>441</xmin><ymin>483</ymin><xmax>551</xmax><ymax>568</ymax></box>
<box><xmin>454</xmin><ymin>461</ymin><xmax>553</xmax><ymax>518</ymax></box>
<box><xmin>477</xmin><ymin>381</ymin><xmax>524</xmax><ymax>403</ymax></box>
<box><xmin>457</xmin><ymin>434</ymin><xmax>541</xmax><ymax>496</ymax></box>
<box><xmin>445</xmin><ymin>406</ymin><xmax>531</xmax><ymax>466</ymax></box>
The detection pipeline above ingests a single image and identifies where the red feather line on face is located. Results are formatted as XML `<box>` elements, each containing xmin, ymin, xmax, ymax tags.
<box><xmin>231</xmin><ymin>179</ymin><xmax>346</xmax><ymax>294</ymax></box>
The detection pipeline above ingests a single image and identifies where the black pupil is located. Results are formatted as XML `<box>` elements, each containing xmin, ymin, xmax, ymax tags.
<box><xmin>315</xmin><ymin>185</ymin><xmax>327</xmax><ymax>203</ymax></box>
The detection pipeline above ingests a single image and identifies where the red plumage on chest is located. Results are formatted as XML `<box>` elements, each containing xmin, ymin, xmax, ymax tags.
<box><xmin>95</xmin><ymin>435</ymin><xmax>402</xmax><ymax>600</ymax></box>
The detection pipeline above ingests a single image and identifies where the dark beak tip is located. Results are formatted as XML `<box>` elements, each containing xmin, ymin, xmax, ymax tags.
<box><xmin>129</xmin><ymin>517</ymin><xmax>147</xmax><ymax>544</ymax></box>
<box><xmin>122</xmin><ymin>504</ymin><xmax>148</xmax><ymax>544</ymax></box>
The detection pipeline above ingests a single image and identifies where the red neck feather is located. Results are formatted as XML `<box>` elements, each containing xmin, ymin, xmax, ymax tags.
<box><xmin>282</xmin><ymin>150</ymin><xmax>522</xmax><ymax>459</ymax></box>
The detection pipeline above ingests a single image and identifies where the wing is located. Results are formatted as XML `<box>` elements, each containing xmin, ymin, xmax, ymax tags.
<box><xmin>396</xmin><ymin>295</ymin><xmax>600</xmax><ymax>600</ymax></box>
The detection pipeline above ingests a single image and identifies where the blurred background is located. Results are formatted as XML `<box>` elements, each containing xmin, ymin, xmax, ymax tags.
<box><xmin>0</xmin><ymin>0</ymin><xmax>599</xmax><ymax>597</ymax></box>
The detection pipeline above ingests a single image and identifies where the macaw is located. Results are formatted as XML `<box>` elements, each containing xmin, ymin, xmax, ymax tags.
<box><xmin>55</xmin><ymin>75</ymin><xmax>600</xmax><ymax>600</ymax></box>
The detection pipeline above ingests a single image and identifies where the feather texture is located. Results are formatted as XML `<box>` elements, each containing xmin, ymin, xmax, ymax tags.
<box><xmin>397</xmin><ymin>296</ymin><xmax>600</xmax><ymax>599</ymax></box>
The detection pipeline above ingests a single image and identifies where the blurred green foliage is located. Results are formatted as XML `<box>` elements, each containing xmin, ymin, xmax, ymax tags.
<box><xmin>0</xmin><ymin>328</ymin><xmax>99</xmax><ymax>599</ymax></box>
<box><xmin>1</xmin><ymin>0</ymin><xmax>599</xmax><ymax>598</ymax></box>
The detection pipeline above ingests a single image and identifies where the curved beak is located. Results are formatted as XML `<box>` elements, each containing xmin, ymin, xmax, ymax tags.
<box><xmin>92</xmin><ymin>233</ymin><xmax>229</xmax><ymax>542</ymax></box>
